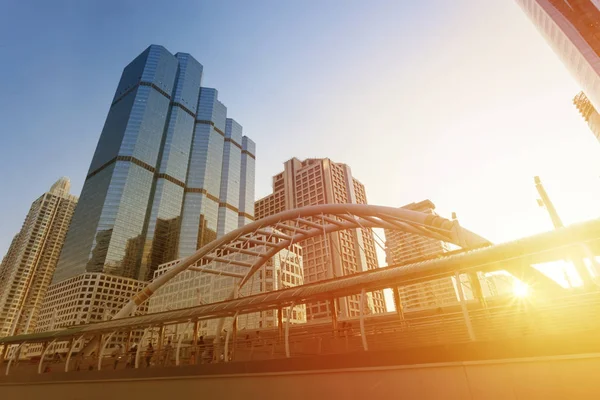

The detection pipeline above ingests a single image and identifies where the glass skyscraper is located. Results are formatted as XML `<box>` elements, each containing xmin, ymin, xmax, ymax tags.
<box><xmin>54</xmin><ymin>45</ymin><xmax>255</xmax><ymax>284</ymax></box>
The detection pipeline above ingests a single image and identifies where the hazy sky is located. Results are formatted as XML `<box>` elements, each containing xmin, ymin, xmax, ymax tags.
<box><xmin>1</xmin><ymin>0</ymin><xmax>599</xmax><ymax>258</ymax></box>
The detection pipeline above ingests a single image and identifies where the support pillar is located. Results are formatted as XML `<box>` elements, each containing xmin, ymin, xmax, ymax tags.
<box><xmin>285</xmin><ymin>303</ymin><xmax>294</xmax><ymax>358</ymax></box>
<box><xmin>192</xmin><ymin>320</ymin><xmax>199</xmax><ymax>365</ymax></box>
<box><xmin>392</xmin><ymin>287</ymin><xmax>405</xmax><ymax>320</ymax></box>
<box><xmin>580</xmin><ymin>243</ymin><xmax>600</xmax><ymax>280</ymax></box>
<box><xmin>157</xmin><ymin>325</ymin><xmax>165</xmax><ymax>352</ymax></box>
<box><xmin>467</xmin><ymin>271</ymin><xmax>487</xmax><ymax>309</ymax></box>
<box><xmin>359</xmin><ymin>288</ymin><xmax>368</xmax><ymax>351</ymax></box>
<box><xmin>193</xmin><ymin>320</ymin><xmax>199</xmax><ymax>346</ymax></box>
<box><xmin>456</xmin><ymin>271</ymin><xmax>476</xmax><ymax>341</ymax></box>
<box><xmin>329</xmin><ymin>298</ymin><xmax>339</xmax><ymax>337</ymax></box>
<box><xmin>231</xmin><ymin>314</ymin><xmax>238</xmax><ymax>361</ymax></box>
<box><xmin>0</xmin><ymin>343</ymin><xmax>7</xmax><ymax>365</ymax></box>
<box><xmin>38</xmin><ymin>340</ymin><xmax>55</xmax><ymax>374</ymax></box>
<box><xmin>277</xmin><ymin>307</ymin><xmax>284</xmax><ymax>340</ymax></box>
<box><xmin>125</xmin><ymin>330</ymin><xmax>133</xmax><ymax>353</ymax></box>
<box><xmin>65</xmin><ymin>335</ymin><xmax>83</xmax><ymax>372</ymax></box>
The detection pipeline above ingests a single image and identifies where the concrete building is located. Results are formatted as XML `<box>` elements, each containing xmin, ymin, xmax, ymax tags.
<box><xmin>516</xmin><ymin>1</ymin><xmax>600</xmax><ymax>134</ymax></box>
<box><xmin>573</xmin><ymin>91</ymin><xmax>600</xmax><ymax>142</ymax></box>
<box><xmin>384</xmin><ymin>200</ymin><xmax>459</xmax><ymax>311</ymax></box>
<box><xmin>255</xmin><ymin>158</ymin><xmax>386</xmax><ymax>320</ymax></box>
<box><xmin>148</xmin><ymin>230</ymin><xmax>305</xmax><ymax>339</ymax></box>
<box><xmin>32</xmin><ymin>273</ymin><xmax>148</xmax><ymax>354</ymax></box>
<box><xmin>53</xmin><ymin>44</ymin><xmax>255</xmax><ymax>285</ymax></box>
<box><xmin>0</xmin><ymin>178</ymin><xmax>77</xmax><ymax>337</ymax></box>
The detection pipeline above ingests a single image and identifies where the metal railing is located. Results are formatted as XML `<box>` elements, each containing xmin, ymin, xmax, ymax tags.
<box><xmin>5</xmin><ymin>288</ymin><xmax>600</xmax><ymax>378</ymax></box>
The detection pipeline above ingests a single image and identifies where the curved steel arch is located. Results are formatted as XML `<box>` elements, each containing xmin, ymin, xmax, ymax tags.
<box><xmin>113</xmin><ymin>203</ymin><xmax>490</xmax><ymax>320</ymax></box>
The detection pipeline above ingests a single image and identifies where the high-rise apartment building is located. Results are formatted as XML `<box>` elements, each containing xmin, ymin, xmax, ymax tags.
<box><xmin>255</xmin><ymin>158</ymin><xmax>386</xmax><ymax>320</ymax></box>
<box><xmin>516</xmin><ymin>1</ymin><xmax>600</xmax><ymax>120</ymax></box>
<box><xmin>573</xmin><ymin>91</ymin><xmax>600</xmax><ymax>141</ymax></box>
<box><xmin>384</xmin><ymin>200</ymin><xmax>458</xmax><ymax>311</ymax></box>
<box><xmin>0</xmin><ymin>178</ymin><xmax>77</xmax><ymax>337</ymax></box>
<box><xmin>53</xmin><ymin>44</ymin><xmax>255</xmax><ymax>285</ymax></box>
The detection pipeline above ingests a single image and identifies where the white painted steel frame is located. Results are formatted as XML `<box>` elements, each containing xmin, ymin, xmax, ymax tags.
<box><xmin>113</xmin><ymin>204</ymin><xmax>489</xmax><ymax>320</ymax></box>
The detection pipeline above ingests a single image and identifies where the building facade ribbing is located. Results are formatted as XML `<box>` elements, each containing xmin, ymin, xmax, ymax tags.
<box><xmin>516</xmin><ymin>1</ymin><xmax>600</xmax><ymax>134</ymax></box>
<box><xmin>255</xmin><ymin>158</ymin><xmax>386</xmax><ymax>321</ymax></box>
<box><xmin>53</xmin><ymin>45</ymin><xmax>255</xmax><ymax>285</ymax></box>
<box><xmin>0</xmin><ymin>178</ymin><xmax>77</xmax><ymax>337</ymax></box>
<box><xmin>573</xmin><ymin>91</ymin><xmax>600</xmax><ymax>141</ymax></box>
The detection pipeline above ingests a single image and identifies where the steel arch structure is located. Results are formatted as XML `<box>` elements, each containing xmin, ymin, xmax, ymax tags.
<box><xmin>113</xmin><ymin>203</ymin><xmax>492</xmax><ymax>320</ymax></box>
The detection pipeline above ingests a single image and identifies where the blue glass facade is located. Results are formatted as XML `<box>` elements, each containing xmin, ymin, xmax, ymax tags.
<box><xmin>178</xmin><ymin>88</ymin><xmax>226</xmax><ymax>257</ymax></box>
<box><xmin>217</xmin><ymin>119</ymin><xmax>243</xmax><ymax>237</ymax></box>
<box><xmin>239</xmin><ymin>136</ymin><xmax>256</xmax><ymax>227</ymax></box>
<box><xmin>54</xmin><ymin>45</ymin><xmax>255</xmax><ymax>283</ymax></box>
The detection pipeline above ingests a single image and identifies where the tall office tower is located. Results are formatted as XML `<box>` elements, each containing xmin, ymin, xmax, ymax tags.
<box><xmin>255</xmin><ymin>158</ymin><xmax>386</xmax><ymax>321</ymax></box>
<box><xmin>148</xmin><ymin>230</ymin><xmax>305</xmax><ymax>337</ymax></box>
<box><xmin>53</xmin><ymin>45</ymin><xmax>255</xmax><ymax>285</ymax></box>
<box><xmin>0</xmin><ymin>178</ymin><xmax>77</xmax><ymax>337</ymax></box>
<box><xmin>238</xmin><ymin>137</ymin><xmax>256</xmax><ymax>228</ymax></box>
<box><xmin>573</xmin><ymin>91</ymin><xmax>600</xmax><ymax>141</ymax></box>
<box><xmin>384</xmin><ymin>200</ymin><xmax>459</xmax><ymax>311</ymax></box>
<box><xmin>516</xmin><ymin>1</ymin><xmax>600</xmax><ymax>112</ymax></box>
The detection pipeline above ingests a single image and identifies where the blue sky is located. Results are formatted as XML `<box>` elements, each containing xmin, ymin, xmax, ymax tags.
<box><xmin>1</xmin><ymin>0</ymin><xmax>599</xmax><ymax>257</ymax></box>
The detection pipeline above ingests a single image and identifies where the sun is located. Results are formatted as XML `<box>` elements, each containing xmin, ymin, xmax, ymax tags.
<box><xmin>512</xmin><ymin>280</ymin><xmax>529</xmax><ymax>298</ymax></box>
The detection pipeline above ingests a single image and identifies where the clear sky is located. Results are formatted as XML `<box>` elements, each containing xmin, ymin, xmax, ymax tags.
<box><xmin>1</xmin><ymin>0</ymin><xmax>599</xmax><ymax>258</ymax></box>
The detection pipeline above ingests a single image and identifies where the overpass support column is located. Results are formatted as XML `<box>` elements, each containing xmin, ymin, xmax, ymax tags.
<box><xmin>38</xmin><ymin>339</ymin><xmax>56</xmax><ymax>374</ymax></box>
<box><xmin>192</xmin><ymin>320</ymin><xmax>199</xmax><ymax>365</ymax></box>
<box><xmin>330</xmin><ymin>298</ymin><xmax>339</xmax><ymax>337</ymax></box>
<box><xmin>359</xmin><ymin>288</ymin><xmax>368</xmax><ymax>351</ymax></box>
<box><xmin>231</xmin><ymin>314</ymin><xmax>238</xmax><ymax>361</ymax></box>
<box><xmin>456</xmin><ymin>271</ymin><xmax>476</xmax><ymax>341</ymax></box>
<box><xmin>468</xmin><ymin>271</ymin><xmax>487</xmax><ymax>309</ymax></box>
<box><xmin>0</xmin><ymin>343</ymin><xmax>7</xmax><ymax>365</ymax></box>
<box><xmin>278</xmin><ymin>307</ymin><xmax>284</xmax><ymax>340</ymax></box>
<box><xmin>392</xmin><ymin>287</ymin><xmax>405</xmax><ymax>320</ymax></box>
<box><xmin>65</xmin><ymin>335</ymin><xmax>84</xmax><ymax>372</ymax></box>
<box><xmin>125</xmin><ymin>330</ymin><xmax>132</xmax><ymax>353</ymax></box>
<box><xmin>285</xmin><ymin>302</ymin><xmax>295</xmax><ymax>358</ymax></box>
<box><xmin>580</xmin><ymin>243</ymin><xmax>599</xmax><ymax>284</ymax></box>
<box><xmin>157</xmin><ymin>325</ymin><xmax>165</xmax><ymax>353</ymax></box>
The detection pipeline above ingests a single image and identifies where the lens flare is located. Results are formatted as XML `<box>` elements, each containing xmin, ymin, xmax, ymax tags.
<box><xmin>512</xmin><ymin>281</ymin><xmax>529</xmax><ymax>298</ymax></box>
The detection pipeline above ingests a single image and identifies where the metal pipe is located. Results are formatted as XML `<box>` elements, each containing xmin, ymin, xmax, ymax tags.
<box><xmin>65</xmin><ymin>335</ymin><xmax>84</xmax><ymax>372</ymax></box>
<box><xmin>38</xmin><ymin>339</ymin><xmax>57</xmax><ymax>374</ymax></box>
<box><xmin>330</xmin><ymin>298</ymin><xmax>339</xmax><ymax>337</ymax></box>
<box><xmin>285</xmin><ymin>302</ymin><xmax>294</xmax><ymax>358</ymax></box>
<box><xmin>277</xmin><ymin>307</ymin><xmax>284</xmax><ymax>339</ymax></box>
<box><xmin>359</xmin><ymin>288</ymin><xmax>368</xmax><ymax>351</ymax></box>
<box><xmin>97</xmin><ymin>332</ymin><xmax>116</xmax><ymax>371</ymax></box>
<box><xmin>231</xmin><ymin>314</ymin><xmax>238</xmax><ymax>361</ymax></box>
<box><xmin>135</xmin><ymin>328</ymin><xmax>149</xmax><ymax>369</ymax></box>
<box><xmin>455</xmin><ymin>271</ymin><xmax>476</xmax><ymax>341</ymax></box>
<box><xmin>392</xmin><ymin>287</ymin><xmax>405</xmax><ymax>320</ymax></box>
<box><xmin>175</xmin><ymin>321</ymin><xmax>192</xmax><ymax>366</ymax></box>
<box><xmin>5</xmin><ymin>342</ymin><xmax>25</xmax><ymax>376</ymax></box>
<box><xmin>224</xmin><ymin>312</ymin><xmax>239</xmax><ymax>363</ymax></box>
